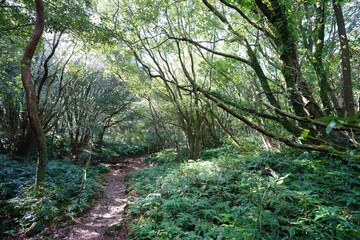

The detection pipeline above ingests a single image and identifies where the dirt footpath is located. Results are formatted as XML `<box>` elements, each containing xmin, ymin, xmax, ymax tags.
<box><xmin>52</xmin><ymin>157</ymin><xmax>148</xmax><ymax>240</ymax></box>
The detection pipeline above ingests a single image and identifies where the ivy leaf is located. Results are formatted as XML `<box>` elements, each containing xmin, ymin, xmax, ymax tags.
<box><xmin>288</xmin><ymin>227</ymin><xmax>295</xmax><ymax>238</ymax></box>
<box><xmin>300</xmin><ymin>129</ymin><xmax>310</xmax><ymax>139</ymax></box>
<box><xmin>326</xmin><ymin>120</ymin><xmax>337</xmax><ymax>135</ymax></box>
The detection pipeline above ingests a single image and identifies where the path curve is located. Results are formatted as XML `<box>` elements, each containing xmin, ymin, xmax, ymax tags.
<box><xmin>53</xmin><ymin>156</ymin><xmax>148</xmax><ymax>240</ymax></box>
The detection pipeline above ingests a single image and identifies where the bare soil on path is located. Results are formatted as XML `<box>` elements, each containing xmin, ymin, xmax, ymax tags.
<box><xmin>52</xmin><ymin>156</ymin><xmax>149</xmax><ymax>240</ymax></box>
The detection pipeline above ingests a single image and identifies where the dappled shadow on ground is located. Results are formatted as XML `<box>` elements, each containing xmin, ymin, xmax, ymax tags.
<box><xmin>53</xmin><ymin>157</ymin><xmax>149</xmax><ymax>240</ymax></box>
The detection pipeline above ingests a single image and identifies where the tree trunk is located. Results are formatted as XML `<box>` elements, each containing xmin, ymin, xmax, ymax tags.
<box><xmin>247</xmin><ymin>42</ymin><xmax>300</xmax><ymax>135</ymax></box>
<box><xmin>333</xmin><ymin>0</ymin><xmax>355</xmax><ymax>117</ymax></box>
<box><xmin>96</xmin><ymin>127</ymin><xmax>106</xmax><ymax>149</ymax></box>
<box><xmin>20</xmin><ymin>0</ymin><xmax>46</xmax><ymax>193</ymax></box>
<box><xmin>70</xmin><ymin>133</ymin><xmax>80</xmax><ymax>156</ymax></box>
<box><xmin>255</xmin><ymin>0</ymin><xmax>323</xmax><ymax>120</ymax></box>
<box><xmin>188</xmin><ymin>130</ymin><xmax>202</xmax><ymax>160</ymax></box>
<box><xmin>310</xmin><ymin>2</ymin><xmax>334</xmax><ymax>115</ymax></box>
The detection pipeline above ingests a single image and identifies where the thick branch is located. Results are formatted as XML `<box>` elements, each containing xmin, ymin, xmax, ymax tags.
<box><xmin>261</xmin><ymin>100</ymin><xmax>360</xmax><ymax>132</ymax></box>
<box><xmin>197</xmin><ymin>87</ymin><xmax>341</xmax><ymax>153</ymax></box>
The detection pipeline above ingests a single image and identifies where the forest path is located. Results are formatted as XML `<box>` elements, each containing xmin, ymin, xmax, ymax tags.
<box><xmin>53</xmin><ymin>156</ymin><xmax>149</xmax><ymax>240</ymax></box>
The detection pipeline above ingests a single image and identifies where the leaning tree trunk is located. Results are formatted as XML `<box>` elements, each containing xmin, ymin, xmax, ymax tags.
<box><xmin>21</xmin><ymin>0</ymin><xmax>46</xmax><ymax>193</ymax></box>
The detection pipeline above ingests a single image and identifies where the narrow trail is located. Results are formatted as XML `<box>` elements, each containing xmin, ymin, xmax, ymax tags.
<box><xmin>53</xmin><ymin>156</ymin><xmax>149</xmax><ymax>240</ymax></box>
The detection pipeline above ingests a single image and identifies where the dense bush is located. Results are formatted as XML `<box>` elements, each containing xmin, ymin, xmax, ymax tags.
<box><xmin>97</xmin><ymin>142</ymin><xmax>152</xmax><ymax>161</ymax></box>
<box><xmin>126</xmin><ymin>148</ymin><xmax>360</xmax><ymax>239</ymax></box>
<box><xmin>0</xmin><ymin>155</ymin><xmax>109</xmax><ymax>237</ymax></box>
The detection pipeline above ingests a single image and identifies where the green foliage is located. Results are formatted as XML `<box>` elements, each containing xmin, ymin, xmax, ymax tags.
<box><xmin>143</xmin><ymin>149</ymin><xmax>186</xmax><ymax>165</ymax></box>
<box><xmin>115</xmin><ymin>144</ymin><xmax>151</xmax><ymax>156</ymax></box>
<box><xmin>99</xmin><ymin>141</ymin><xmax>151</xmax><ymax>160</ymax></box>
<box><xmin>317</xmin><ymin>115</ymin><xmax>360</xmax><ymax>136</ymax></box>
<box><xmin>126</xmin><ymin>148</ymin><xmax>360</xmax><ymax>239</ymax></box>
<box><xmin>0</xmin><ymin>155</ymin><xmax>109</xmax><ymax>237</ymax></box>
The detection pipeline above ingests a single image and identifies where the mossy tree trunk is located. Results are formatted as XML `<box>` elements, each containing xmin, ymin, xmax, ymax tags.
<box><xmin>20</xmin><ymin>0</ymin><xmax>47</xmax><ymax>193</ymax></box>
<box><xmin>333</xmin><ymin>0</ymin><xmax>355</xmax><ymax>117</ymax></box>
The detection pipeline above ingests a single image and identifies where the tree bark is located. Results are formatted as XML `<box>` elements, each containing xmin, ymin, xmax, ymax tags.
<box><xmin>254</xmin><ymin>0</ymin><xmax>324</xmax><ymax>121</ymax></box>
<box><xmin>310</xmin><ymin>2</ymin><xmax>334</xmax><ymax>115</ymax></box>
<box><xmin>20</xmin><ymin>0</ymin><xmax>46</xmax><ymax>193</ymax></box>
<box><xmin>333</xmin><ymin>0</ymin><xmax>355</xmax><ymax>117</ymax></box>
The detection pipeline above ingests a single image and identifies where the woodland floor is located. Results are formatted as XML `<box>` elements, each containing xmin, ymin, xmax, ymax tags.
<box><xmin>50</xmin><ymin>156</ymin><xmax>149</xmax><ymax>240</ymax></box>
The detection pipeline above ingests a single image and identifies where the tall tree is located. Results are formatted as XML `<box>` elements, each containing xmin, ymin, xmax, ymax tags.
<box><xmin>21</xmin><ymin>0</ymin><xmax>46</xmax><ymax>192</ymax></box>
<box><xmin>333</xmin><ymin>0</ymin><xmax>355</xmax><ymax>117</ymax></box>
<box><xmin>76</xmin><ymin>0</ymin><xmax>360</xmax><ymax>154</ymax></box>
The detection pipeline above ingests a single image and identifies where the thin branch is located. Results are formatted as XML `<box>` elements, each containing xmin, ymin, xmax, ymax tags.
<box><xmin>219</xmin><ymin>0</ymin><xmax>275</xmax><ymax>41</ymax></box>
<box><xmin>169</xmin><ymin>36</ymin><xmax>251</xmax><ymax>65</ymax></box>
<box><xmin>1</xmin><ymin>23</ymin><xmax>34</xmax><ymax>31</ymax></box>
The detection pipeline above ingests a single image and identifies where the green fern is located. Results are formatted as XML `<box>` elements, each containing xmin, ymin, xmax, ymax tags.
<box><xmin>126</xmin><ymin>148</ymin><xmax>360</xmax><ymax>239</ymax></box>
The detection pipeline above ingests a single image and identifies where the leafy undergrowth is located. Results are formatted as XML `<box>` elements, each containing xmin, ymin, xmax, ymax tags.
<box><xmin>127</xmin><ymin>147</ymin><xmax>360</xmax><ymax>239</ymax></box>
<box><xmin>0</xmin><ymin>155</ymin><xmax>109</xmax><ymax>238</ymax></box>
